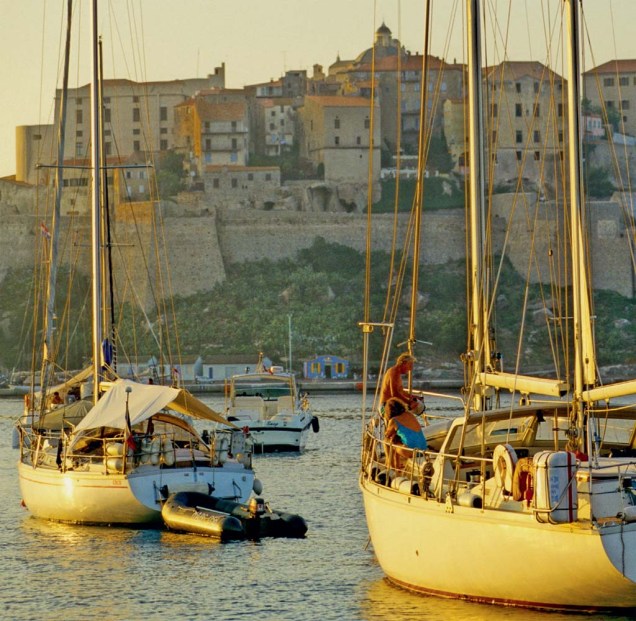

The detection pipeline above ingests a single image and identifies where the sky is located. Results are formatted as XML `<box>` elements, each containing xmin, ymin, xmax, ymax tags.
<box><xmin>1</xmin><ymin>0</ymin><xmax>635</xmax><ymax>178</ymax></box>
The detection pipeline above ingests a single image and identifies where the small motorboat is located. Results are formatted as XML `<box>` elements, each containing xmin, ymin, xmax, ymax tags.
<box><xmin>161</xmin><ymin>491</ymin><xmax>308</xmax><ymax>540</ymax></box>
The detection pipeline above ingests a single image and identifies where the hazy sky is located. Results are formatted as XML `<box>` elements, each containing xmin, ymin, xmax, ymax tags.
<box><xmin>1</xmin><ymin>0</ymin><xmax>634</xmax><ymax>177</ymax></box>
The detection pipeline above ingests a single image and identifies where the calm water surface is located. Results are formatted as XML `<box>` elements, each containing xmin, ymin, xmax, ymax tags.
<box><xmin>0</xmin><ymin>393</ymin><xmax>631</xmax><ymax>620</ymax></box>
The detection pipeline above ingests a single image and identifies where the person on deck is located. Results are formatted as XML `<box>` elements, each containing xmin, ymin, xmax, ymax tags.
<box><xmin>379</xmin><ymin>353</ymin><xmax>423</xmax><ymax>420</ymax></box>
<box><xmin>384</xmin><ymin>397</ymin><xmax>428</xmax><ymax>469</ymax></box>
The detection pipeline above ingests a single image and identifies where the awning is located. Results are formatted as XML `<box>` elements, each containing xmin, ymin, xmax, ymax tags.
<box><xmin>74</xmin><ymin>378</ymin><xmax>234</xmax><ymax>432</ymax></box>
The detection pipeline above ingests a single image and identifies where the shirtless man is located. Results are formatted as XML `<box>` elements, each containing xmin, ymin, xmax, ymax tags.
<box><xmin>379</xmin><ymin>353</ymin><xmax>422</xmax><ymax>419</ymax></box>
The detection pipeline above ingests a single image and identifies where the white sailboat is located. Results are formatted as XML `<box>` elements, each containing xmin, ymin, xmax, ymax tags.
<box><xmin>226</xmin><ymin>353</ymin><xmax>318</xmax><ymax>452</ymax></box>
<box><xmin>16</xmin><ymin>0</ymin><xmax>256</xmax><ymax>525</ymax></box>
<box><xmin>359</xmin><ymin>0</ymin><xmax>636</xmax><ymax>611</ymax></box>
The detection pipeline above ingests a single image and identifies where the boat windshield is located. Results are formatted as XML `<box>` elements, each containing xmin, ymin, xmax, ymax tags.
<box><xmin>233</xmin><ymin>383</ymin><xmax>291</xmax><ymax>400</ymax></box>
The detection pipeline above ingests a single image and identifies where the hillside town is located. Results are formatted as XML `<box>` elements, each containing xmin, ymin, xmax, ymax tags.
<box><xmin>8</xmin><ymin>23</ymin><xmax>636</xmax><ymax>213</ymax></box>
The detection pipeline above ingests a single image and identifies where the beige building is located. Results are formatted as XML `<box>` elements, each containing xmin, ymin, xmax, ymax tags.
<box><xmin>251</xmin><ymin>98</ymin><xmax>295</xmax><ymax>157</ymax></box>
<box><xmin>174</xmin><ymin>92</ymin><xmax>249</xmax><ymax>177</ymax></box>
<box><xmin>350</xmin><ymin>54</ymin><xmax>464</xmax><ymax>156</ymax></box>
<box><xmin>15</xmin><ymin>67</ymin><xmax>226</xmax><ymax>185</ymax></box>
<box><xmin>15</xmin><ymin>124</ymin><xmax>56</xmax><ymax>185</ymax></box>
<box><xmin>583</xmin><ymin>59</ymin><xmax>636</xmax><ymax>136</ymax></box>
<box><xmin>297</xmin><ymin>95</ymin><xmax>380</xmax><ymax>184</ymax></box>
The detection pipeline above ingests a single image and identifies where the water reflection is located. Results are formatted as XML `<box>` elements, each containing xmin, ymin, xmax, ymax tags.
<box><xmin>359</xmin><ymin>577</ymin><xmax>634</xmax><ymax>621</ymax></box>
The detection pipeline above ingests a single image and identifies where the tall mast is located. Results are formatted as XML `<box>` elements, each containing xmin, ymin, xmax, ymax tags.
<box><xmin>39</xmin><ymin>0</ymin><xmax>73</xmax><ymax>409</ymax></box>
<box><xmin>564</xmin><ymin>0</ymin><xmax>596</xmax><ymax>423</ymax></box>
<box><xmin>466</xmin><ymin>0</ymin><xmax>489</xmax><ymax>410</ymax></box>
<box><xmin>90</xmin><ymin>0</ymin><xmax>103</xmax><ymax>402</ymax></box>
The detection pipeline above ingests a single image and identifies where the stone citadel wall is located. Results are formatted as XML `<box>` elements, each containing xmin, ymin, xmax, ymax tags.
<box><xmin>0</xmin><ymin>180</ymin><xmax>633</xmax><ymax>307</ymax></box>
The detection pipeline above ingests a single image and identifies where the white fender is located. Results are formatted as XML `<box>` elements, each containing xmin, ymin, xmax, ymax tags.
<box><xmin>161</xmin><ymin>437</ymin><xmax>175</xmax><ymax>466</ymax></box>
<box><xmin>493</xmin><ymin>443</ymin><xmax>518</xmax><ymax>494</ymax></box>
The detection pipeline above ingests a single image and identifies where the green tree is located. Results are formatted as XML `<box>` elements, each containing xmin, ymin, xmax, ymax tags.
<box><xmin>156</xmin><ymin>151</ymin><xmax>185</xmax><ymax>198</ymax></box>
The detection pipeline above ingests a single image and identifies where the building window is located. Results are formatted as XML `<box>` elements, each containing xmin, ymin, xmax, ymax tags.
<box><xmin>76</xmin><ymin>130</ymin><xmax>83</xmax><ymax>137</ymax></box>
<box><xmin>270</xmin><ymin>123</ymin><xmax>276</xmax><ymax>130</ymax></box>
<box><xmin>515</xmin><ymin>103</ymin><xmax>522</xmax><ymax>117</ymax></box>
<box><xmin>534</xmin><ymin>130</ymin><xmax>541</xmax><ymax>143</ymax></box>
<box><xmin>356</xmin><ymin>136</ymin><xmax>361</xmax><ymax>145</ymax></box>
<box><xmin>271</xmin><ymin>110</ymin><xmax>276</xmax><ymax>117</ymax></box>
<box><xmin>247</xmin><ymin>173</ymin><xmax>253</xmax><ymax>181</ymax></box>
<box><xmin>558</xmin><ymin>131</ymin><xmax>563</xmax><ymax>143</ymax></box>
<box><xmin>133</xmin><ymin>140</ymin><xmax>140</xmax><ymax>151</ymax></box>
<box><xmin>533</xmin><ymin>104</ymin><xmax>540</xmax><ymax>117</ymax></box>
<box><xmin>103</xmin><ymin>97</ymin><xmax>110</xmax><ymax>104</ymax></box>
<box><xmin>76</xmin><ymin>109</ymin><xmax>83</xmax><ymax>124</ymax></box>
<box><xmin>160</xmin><ymin>139</ymin><xmax>168</xmax><ymax>150</ymax></box>
<box><xmin>364</xmin><ymin>117</ymin><xmax>370</xmax><ymax>129</ymax></box>
<box><xmin>559</xmin><ymin>150</ymin><xmax>564</xmax><ymax>161</ymax></box>
<box><xmin>604</xmin><ymin>77</ymin><xmax>615</xmax><ymax>87</ymax></box>
<box><xmin>231</xmin><ymin>121</ymin><xmax>237</xmax><ymax>130</ymax></box>
<box><xmin>231</xmin><ymin>178</ymin><xmax>238</xmax><ymax>188</ymax></box>
<box><xmin>265</xmin><ymin>173</ymin><xmax>271</xmax><ymax>181</ymax></box>
<box><xmin>133</xmin><ymin>108</ymin><xmax>140</xmax><ymax>122</ymax></box>
<box><xmin>205</xmin><ymin>139</ymin><xmax>212</xmax><ymax>151</ymax></box>
<box><xmin>104</xmin><ymin>130</ymin><xmax>111</xmax><ymax>136</ymax></box>
<box><xmin>76</xmin><ymin>97</ymin><xmax>83</xmax><ymax>104</ymax></box>
<box><xmin>213</xmin><ymin>178</ymin><xmax>219</xmax><ymax>188</ymax></box>
<box><xmin>558</xmin><ymin>103</ymin><xmax>563</xmax><ymax>117</ymax></box>
<box><xmin>133</xmin><ymin>129</ymin><xmax>140</xmax><ymax>135</ymax></box>
<box><xmin>75</xmin><ymin>142</ymin><xmax>83</xmax><ymax>157</ymax></box>
<box><xmin>534</xmin><ymin>82</ymin><xmax>539</xmax><ymax>93</ymax></box>
<box><xmin>492</xmin><ymin>130</ymin><xmax>497</xmax><ymax>144</ymax></box>
<box><xmin>534</xmin><ymin>151</ymin><xmax>541</xmax><ymax>161</ymax></box>
<box><xmin>160</xmin><ymin>106</ymin><xmax>167</xmax><ymax>121</ymax></box>
<box><xmin>516</xmin><ymin>130</ymin><xmax>523</xmax><ymax>143</ymax></box>
<box><xmin>607</xmin><ymin>100</ymin><xmax>615</xmax><ymax>108</ymax></box>
<box><xmin>620</xmin><ymin>77</ymin><xmax>629</xmax><ymax>86</ymax></box>
<box><xmin>33</xmin><ymin>134</ymin><xmax>42</xmax><ymax>140</ymax></box>
<box><xmin>160</xmin><ymin>127</ymin><xmax>167</xmax><ymax>134</ymax></box>
<box><xmin>133</xmin><ymin>96</ymin><xmax>139</xmax><ymax>103</ymax></box>
<box><xmin>516</xmin><ymin>151</ymin><xmax>522</xmax><ymax>161</ymax></box>
<box><xmin>231</xmin><ymin>138</ymin><xmax>237</xmax><ymax>149</ymax></box>
<box><xmin>334</xmin><ymin>136</ymin><xmax>340</xmax><ymax>145</ymax></box>
<box><xmin>491</xmin><ymin>103</ymin><xmax>498</xmax><ymax>118</ymax></box>
<box><xmin>334</xmin><ymin>117</ymin><xmax>340</xmax><ymax>129</ymax></box>
<box><xmin>515</xmin><ymin>82</ymin><xmax>521</xmax><ymax>93</ymax></box>
<box><xmin>280</xmin><ymin>119</ymin><xmax>285</xmax><ymax>126</ymax></box>
<box><xmin>621</xmin><ymin>100</ymin><xmax>630</xmax><ymax>109</ymax></box>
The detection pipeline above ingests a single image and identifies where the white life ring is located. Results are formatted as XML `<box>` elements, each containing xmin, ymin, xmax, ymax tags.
<box><xmin>493</xmin><ymin>443</ymin><xmax>518</xmax><ymax>494</ymax></box>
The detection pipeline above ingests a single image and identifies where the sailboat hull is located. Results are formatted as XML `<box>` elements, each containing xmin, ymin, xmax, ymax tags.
<box><xmin>18</xmin><ymin>461</ymin><xmax>254</xmax><ymax>525</ymax></box>
<box><xmin>361</xmin><ymin>477</ymin><xmax>636</xmax><ymax>611</ymax></box>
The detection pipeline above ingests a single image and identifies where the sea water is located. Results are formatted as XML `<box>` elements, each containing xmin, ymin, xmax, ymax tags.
<box><xmin>0</xmin><ymin>394</ymin><xmax>630</xmax><ymax>621</ymax></box>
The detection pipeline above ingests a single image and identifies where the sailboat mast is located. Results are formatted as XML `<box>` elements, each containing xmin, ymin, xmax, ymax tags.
<box><xmin>466</xmin><ymin>0</ymin><xmax>489</xmax><ymax>409</ymax></box>
<box><xmin>90</xmin><ymin>0</ymin><xmax>103</xmax><ymax>402</ymax></box>
<box><xmin>564</xmin><ymin>0</ymin><xmax>597</xmax><ymax>417</ymax></box>
<box><xmin>39</xmin><ymin>0</ymin><xmax>73</xmax><ymax>408</ymax></box>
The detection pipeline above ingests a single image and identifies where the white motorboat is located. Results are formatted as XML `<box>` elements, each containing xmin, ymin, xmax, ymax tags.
<box><xmin>16</xmin><ymin>1</ymin><xmax>257</xmax><ymax>525</ymax></box>
<box><xmin>226</xmin><ymin>354</ymin><xmax>318</xmax><ymax>452</ymax></box>
<box><xmin>359</xmin><ymin>0</ymin><xmax>636</xmax><ymax>612</ymax></box>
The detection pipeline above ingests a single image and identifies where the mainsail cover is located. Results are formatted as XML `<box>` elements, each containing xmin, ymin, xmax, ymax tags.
<box><xmin>74</xmin><ymin>379</ymin><xmax>233</xmax><ymax>431</ymax></box>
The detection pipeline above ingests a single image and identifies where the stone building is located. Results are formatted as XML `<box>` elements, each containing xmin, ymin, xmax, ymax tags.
<box><xmin>174</xmin><ymin>92</ymin><xmax>249</xmax><ymax>177</ymax></box>
<box><xmin>250</xmin><ymin>98</ymin><xmax>296</xmax><ymax>157</ymax></box>
<box><xmin>15</xmin><ymin>67</ymin><xmax>226</xmax><ymax>186</ymax></box>
<box><xmin>483</xmin><ymin>61</ymin><xmax>567</xmax><ymax>193</ymax></box>
<box><xmin>350</xmin><ymin>53</ymin><xmax>464</xmax><ymax>155</ymax></box>
<box><xmin>297</xmin><ymin>95</ymin><xmax>380</xmax><ymax>184</ymax></box>
<box><xmin>583</xmin><ymin>59</ymin><xmax>636</xmax><ymax>137</ymax></box>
